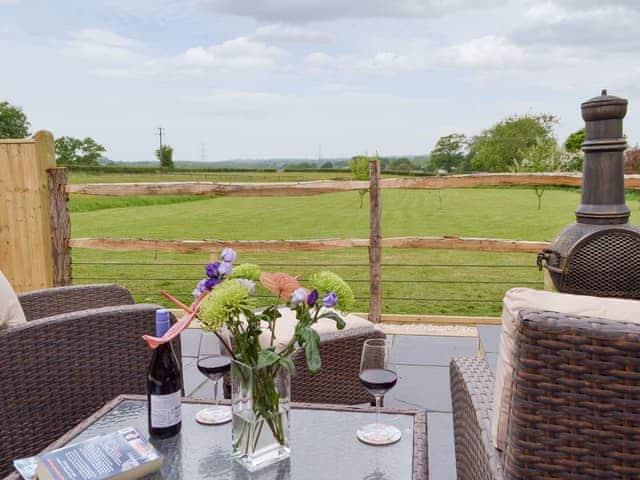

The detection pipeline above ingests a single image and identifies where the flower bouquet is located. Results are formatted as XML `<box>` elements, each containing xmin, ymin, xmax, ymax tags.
<box><xmin>164</xmin><ymin>248</ymin><xmax>354</xmax><ymax>471</ymax></box>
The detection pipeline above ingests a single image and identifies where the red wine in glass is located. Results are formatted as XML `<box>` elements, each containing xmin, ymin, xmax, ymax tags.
<box><xmin>195</xmin><ymin>333</ymin><xmax>233</xmax><ymax>425</ymax></box>
<box><xmin>197</xmin><ymin>355</ymin><xmax>231</xmax><ymax>380</ymax></box>
<box><xmin>359</xmin><ymin>368</ymin><xmax>398</xmax><ymax>397</ymax></box>
<box><xmin>357</xmin><ymin>338</ymin><xmax>402</xmax><ymax>446</ymax></box>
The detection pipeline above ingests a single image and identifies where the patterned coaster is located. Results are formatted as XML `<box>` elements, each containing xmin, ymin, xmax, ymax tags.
<box><xmin>195</xmin><ymin>406</ymin><xmax>232</xmax><ymax>425</ymax></box>
<box><xmin>357</xmin><ymin>423</ymin><xmax>402</xmax><ymax>446</ymax></box>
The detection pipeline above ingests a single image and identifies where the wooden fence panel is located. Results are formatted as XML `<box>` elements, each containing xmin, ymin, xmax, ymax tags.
<box><xmin>0</xmin><ymin>132</ymin><xmax>56</xmax><ymax>292</ymax></box>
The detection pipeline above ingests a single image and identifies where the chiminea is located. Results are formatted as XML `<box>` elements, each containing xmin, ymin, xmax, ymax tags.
<box><xmin>538</xmin><ymin>90</ymin><xmax>640</xmax><ymax>298</ymax></box>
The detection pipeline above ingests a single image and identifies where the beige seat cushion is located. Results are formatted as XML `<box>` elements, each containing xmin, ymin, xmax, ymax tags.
<box><xmin>0</xmin><ymin>269</ymin><xmax>27</xmax><ymax>330</ymax></box>
<box><xmin>259</xmin><ymin>307</ymin><xmax>374</xmax><ymax>350</ymax></box>
<box><xmin>492</xmin><ymin>288</ymin><xmax>640</xmax><ymax>451</ymax></box>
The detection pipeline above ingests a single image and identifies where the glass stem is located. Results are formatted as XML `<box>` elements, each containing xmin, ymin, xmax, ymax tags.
<box><xmin>213</xmin><ymin>378</ymin><xmax>219</xmax><ymax>407</ymax></box>
<box><xmin>375</xmin><ymin>395</ymin><xmax>381</xmax><ymax>425</ymax></box>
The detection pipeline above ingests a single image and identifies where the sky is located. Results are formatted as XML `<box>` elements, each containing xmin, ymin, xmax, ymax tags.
<box><xmin>1</xmin><ymin>0</ymin><xmax>639</xmax><ymax>163</ymax></box>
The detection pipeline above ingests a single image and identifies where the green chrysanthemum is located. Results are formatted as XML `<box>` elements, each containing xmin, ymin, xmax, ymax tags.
<box><xmin>230</xmin><ymin>263</ymin><xmax>261</xmax><ymax>281</ymax></box>
<box><xmin>198</xmin><ymin>279</ymin><xmax>251</xmax><ymax>332</ymax></box>
<box><xmin>308</xmin><ymin>271</ymin><xmax>355</xmax><ymax>311</ymax></box>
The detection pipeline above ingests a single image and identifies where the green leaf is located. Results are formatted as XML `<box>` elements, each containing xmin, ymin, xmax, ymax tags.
<box><xmin>319</xmin><ymin>311</ymin><xmax>346</xmax><ymax>329</ymax></box>
<box><xmin>301</xmin><ymin>328</ymin><xmax>321</xmax><ymax>374</ymax></box>
<box><xmin>279</xmin><ymin>356</ymin><xmax>296</xmax><ymax>377</ymax></box>
<box><xmin>257</xmin><ymin>349</ymin><xmax>280</xmax><ymax>370</ymax></box>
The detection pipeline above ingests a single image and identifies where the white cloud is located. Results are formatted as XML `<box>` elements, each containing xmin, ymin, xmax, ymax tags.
<box><xmin>200</xmin><ymin>0</ymin><xmax>505</xmax><ymax>22</ymax></box>
<box><xmin>439</xmin><ymin>35</ymin><xmax>525</xmax><ymax>69</ymax></box>
<box><xmin>179</xmin><ymin>37</ymin><xmax>288</xmax><ymax>70</ymax></box>
<box><xmin>64</xmin><ymin>29</ymin><xmax>145</xmax><ymax>62</ymax></box>
<box><xmin>253</xmin><ymin>23</ymin><xmax>333</xmax><ymax>44</ymax></box>
<box><xmin>63</xmin><ymin>30</ymin><xmax>290</xmax><ymax>78</ymax></box>
<box><xmin>513</xmin><ymin>1</ymin><xmax>640</xmax><ymax>51</ymax></box>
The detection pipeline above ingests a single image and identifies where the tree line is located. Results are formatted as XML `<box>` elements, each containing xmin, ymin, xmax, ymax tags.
<box><xmin>0</xmin><ymin>100</ymin><xmax>174</xmax><ymax>169</ymax></box>
<box><xmin>2</xmin><ymin>99</ymin><xmax>639</xmax><ymax>174</ymax></box>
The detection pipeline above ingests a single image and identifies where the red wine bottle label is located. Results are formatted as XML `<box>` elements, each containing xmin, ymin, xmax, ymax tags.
<box><xmin>150</xmin><ymin>391</ymin><xmax>182</xmax><ymax>428</ymax></box>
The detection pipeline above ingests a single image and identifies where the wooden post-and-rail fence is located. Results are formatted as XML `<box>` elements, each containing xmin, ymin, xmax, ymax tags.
<box><xmin>10</xmin><ymin>142</ymin><xmax>626</xmax><ymax>318</ymax></box>
<box><xmin>0</xmin><ymin>131</ymin><xmax>70</xmax><ymax>292</ymax></box>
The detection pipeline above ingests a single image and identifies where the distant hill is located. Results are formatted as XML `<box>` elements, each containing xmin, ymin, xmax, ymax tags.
<box><xmin>104</xmin><ymin>155</ymin><xmax>429</xmax><ymax>170</ymax></box>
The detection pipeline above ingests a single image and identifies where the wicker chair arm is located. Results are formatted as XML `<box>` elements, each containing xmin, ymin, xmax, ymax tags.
<box><xmin>0</xmin><ymin>304</ymin><xmax>179</xmax><ymax>478</ymax></box>
<box><xmin>450</xmin><ymin>356</ymin><xmax>505</xmax><ymax>480</ymax></box>
<box><xmin>290</xmin><ymin>326</ymin><xmax>386</xmax><ymax>404</ymax></box>
<box><xmin>18</xmin><ymin>284</ymin><xmax>134</xmax><ymax>321</ymax></box>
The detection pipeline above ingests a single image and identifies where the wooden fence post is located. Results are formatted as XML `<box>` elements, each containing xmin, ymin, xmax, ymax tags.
<box><xmin>48</xmin><ymin>167</ymin><xmax>71</xmax><ymax>286</ymax></box>
<box><xmin>369</xmin><ymin>158</ymin><xmax>382</xmax><ymax>323</ymax></box>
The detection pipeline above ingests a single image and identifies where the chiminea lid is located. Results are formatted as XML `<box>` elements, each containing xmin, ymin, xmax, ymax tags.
<box><xmin>582</xmin><ymin>89</ymin><xmax>627</xmax><ymax>121</ymax></box>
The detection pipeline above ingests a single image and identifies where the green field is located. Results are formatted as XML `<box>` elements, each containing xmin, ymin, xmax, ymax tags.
<box><xmin>69</xmin><ymin>170</ymin><xmax>354</xmax><ymax>184</ymax></box>
<box><xmin>68</xmin><ymin>170</ymin><xmax>640</xmax><ymax>316</ymax></box>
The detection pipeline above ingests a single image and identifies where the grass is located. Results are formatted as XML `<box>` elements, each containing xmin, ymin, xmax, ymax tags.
<box><xmin>68</xmin><ymin>169</ymin><xmax>640</xmax><ymax>316</ymax></box>
<box><xmin>69</xmin><ymin>170</ymin><xmax>354</xmax><ymax>184</ymax></box>
<box><xmin>71</xmin><ymin>188</ymin><xmax>579</xmax><ymax>241</ymax></box>
<box><xmin>69</xmin><ymin>186</ymin><xmax>595</xmax><ymax>316</ymax></box>
<box><xmin>72</xmin><ymin>247</ymin><xmax>539</xmax><ymax>317</ymax></box>
<box><xmin>69</xmin><ymin>195</ymin><xmax>207</xmax><ymax>213</ymax></box>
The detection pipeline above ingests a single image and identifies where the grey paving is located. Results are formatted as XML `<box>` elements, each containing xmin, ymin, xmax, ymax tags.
<box><xmin>477</xmin><ymin>325</ymin><xmax>502</xmax><ymax>353</ymax></box>
<box><xmin>390</xmin><ymin>334</ymin><xmax>479</xmax><ymax>366</ymax></box>
<box><xmin>180</xmin><ymin>328</ymin><xmax>201</xmax><ymax>359</ymax></box>
<box><xmin>428</xmin><ymin>412</ymin><xmax>456</xmax><ymax>480</ymax></box>
<box><xmin>386</xmin><ymin>364</ymin><xmax>452</xmax><ymax>412</ymax></box>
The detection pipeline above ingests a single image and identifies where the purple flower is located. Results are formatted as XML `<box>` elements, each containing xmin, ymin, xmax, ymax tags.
<box><xmin>204</xmin><ymin>277</ymin><xmax>221</xmax><ymax>290</ymax></box>
<box><xmin>307</xmin><ymin>289</ymin><xmax>318</xmax><ymax>306</ymax></box>
<box><xmin>237</xmin><ymin>278</ymin><xmax>256</xmax><ymax>295</ymax></box>
<box><xmin>219</xmin><ymin>261</ymin><xmax>232</xmax><ymax>276</ymax></box>
<box><xmin>221</xmin><ymin>248</ymin><xmax>237</xmax><ymax>263</ymax></box>
<box><xmin>206</xmin><ymin>262</ymin><xmax>220</xmax><ymax>279</ymax></box>
<box><xmin>192</xmin><ymin>278</ymin><xmax>207</xmax><ymax>298</ymax></box>
<box><xmin>322</xmin><ymin>292</ymin><xmax>338</xmax><ymax>308</ymax></box>
<box><xmin>290</xmin><ymin>287</ymin><xmax>309</xmax><ymax>306</ymax></box>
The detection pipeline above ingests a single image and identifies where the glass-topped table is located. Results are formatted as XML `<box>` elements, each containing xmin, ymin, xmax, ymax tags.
<box><xmin>29</xmin><ymin>395</ymin><xmax>427</xmax><ymax>480</ymax></box>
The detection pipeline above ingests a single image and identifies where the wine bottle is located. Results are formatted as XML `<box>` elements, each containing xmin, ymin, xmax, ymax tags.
<box><xmin>147</xmin><ymin>309</ymin><xmax>182</xmax><ymax>438</ymax></box>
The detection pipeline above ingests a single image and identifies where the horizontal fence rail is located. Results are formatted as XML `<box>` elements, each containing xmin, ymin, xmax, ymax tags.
<box><xmin>66</xmin><ymin>173</ymin><xmax>640</xmax><ymax>196</ymax></box>
<box><xmin>70</xmin><ymin>236</ymin><xmax>550</xmax><ymax>254</ymax></box>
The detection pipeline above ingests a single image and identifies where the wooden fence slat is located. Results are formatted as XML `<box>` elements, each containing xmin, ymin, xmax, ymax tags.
<box><xmin>48</xmin><ymin>167</ymin><xmax>71</xmax><ymax>286</ymax></box>
<box><xmin>66</xmin><ymin>173</ymin><xmax>640</xmax><ymax>196</ymax></box>
<box><xmin>69</xmin><ymin>235</ymin><xmax>550</xmax><ymax>254</ymax></box>
<box><xmin>0</xmin><ymin>132</ymin><xmax>56</xmax><ymax>291</ymax></box>
<box><xmin>369</xmin><ymin>159</ymin><xmax>382</xmax><ymax>323</ymax></box>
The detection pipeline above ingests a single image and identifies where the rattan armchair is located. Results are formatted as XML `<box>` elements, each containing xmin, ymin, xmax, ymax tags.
<box><xmin>289</xmin><ymin>326</ymin><xmax>386</xmax><ymax>404</ymax></box>
<box><xmin>0</xmin><ymin>284</ymin><xmax>178</xmax><ymax>479</ymax></box>
<box><xmin>450</xmin><ymin>309</ymin><xmax>640</xmax><ymax>480</ymax></box>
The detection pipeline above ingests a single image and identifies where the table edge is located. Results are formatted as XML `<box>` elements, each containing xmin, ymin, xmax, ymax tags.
<box><xmin>10</xmin><ymin>394</ymin><xmax>429</xmax><ymax>480</ymax></box>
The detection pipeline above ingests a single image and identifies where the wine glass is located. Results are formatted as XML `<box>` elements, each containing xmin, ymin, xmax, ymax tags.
<box><xmin>195</xmin><ymin>331</ymin><xmax>232</xmax><ymax>425</ymax></box>
<box><xmin>357</xmin><ymin>338</ymin><xmax>401</xmax><ymax>445</ymax></box>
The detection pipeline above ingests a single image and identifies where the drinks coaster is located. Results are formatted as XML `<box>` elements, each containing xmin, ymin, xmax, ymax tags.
<box><xmin>196</xmin><ymin>406</ymin><xmax>232</xmax><ymax>425</ymax></box>
<box><xmin>357</xmin><ymin>423</ymin><xmax>402</xmax><ymax>446</ymax></box>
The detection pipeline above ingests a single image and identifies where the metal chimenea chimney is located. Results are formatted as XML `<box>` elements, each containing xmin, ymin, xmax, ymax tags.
<box><xmin>538</xmin><ymin>90</ymin><xmax>640</xmax><ymax>298</ymax></box>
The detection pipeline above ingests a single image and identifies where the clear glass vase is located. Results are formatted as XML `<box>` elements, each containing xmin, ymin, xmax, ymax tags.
<box><xmin>230</xmin><ymin>359</ymin><xmax>291</xmax><ymax>472</ymax></box>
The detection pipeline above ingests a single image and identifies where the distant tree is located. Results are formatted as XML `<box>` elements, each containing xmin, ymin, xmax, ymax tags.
<box><xmin>564</xmin><ymin>128</ymin><xmax>585</xmax><ymax>153</ymax></box>
<box><xmin>625</xmin><ymin>147</ymin><xmax>640</xmax><ymax>174</ymax></box>
<box><xmin>393</xmin><ymin>158</ymin><xmax>414</xmax><ymax>172</ymax></box>
<box><xmin>470</xmin><ymin>114</ymin><xmax>558</xmax><ymax>173</ymax></box>
<box><xmin>320</xmin><ymin>160</ymin><xmax>334</xmax><ymax>169</ymax></box>
<box><xmin>430</xmin><ymin>133</ymin><xmax>467</xmax><ymax>173</ymax></box>
<box><xmin>349</xmin><ymin>155</ymin><xmax>370</xmax><ymax>208</ymax></box>
<box><xmin>510</xmin><ymin>133</ymin><xmax>561</xmax><ymax>210</ymax></box>
<box><xmin>55</xmin><ymin>136</ymin><xmax>106</xmax><ymax>166</ymax></box>
<box><xmin>0</xmin><ymin>100</ymin><xmax>30</xmax><ymax>138</ymax></box>
<box><xmin>156</xmin><ymin>145</ymin><xmax>174</xmax><ymax>169</ymax></box>
<box><xmin>560</xmin><ymin>128</ymin><xmax>585</xmax><ymax>172</ymax></box>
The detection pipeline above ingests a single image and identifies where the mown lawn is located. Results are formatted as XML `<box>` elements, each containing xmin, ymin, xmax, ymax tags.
<box><xmin>69</xmin><ymin>186</ymin><xmax>596</xmax><ymax>316</ymax></box>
